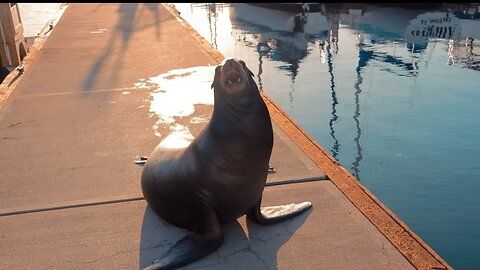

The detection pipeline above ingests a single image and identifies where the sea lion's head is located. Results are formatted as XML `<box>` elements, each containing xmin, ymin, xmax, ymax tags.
<box><xmin>211</xmin><ymin>58</ymin><xmax>255</xmax><ymax>95</ymax></box>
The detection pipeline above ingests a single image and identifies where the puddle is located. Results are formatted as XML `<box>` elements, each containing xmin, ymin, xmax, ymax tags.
<box><xmin>135</xmin><ymin>66</ymin><xmax>216</xmax><ymax>138</ymax></box>
<box><xmin>190</xmin><ymin>116</ymin><xmax>210</xmax><ymax>124</ymax></box>
<box><xmin>134</xmin><ymin>82</ymin><xmax>149</xmax><ymax>89</ymax></box>
<box><xmin>159</xmin><ymin>124</ymin><xmax>195</xmax><ymax>149</ymax></box>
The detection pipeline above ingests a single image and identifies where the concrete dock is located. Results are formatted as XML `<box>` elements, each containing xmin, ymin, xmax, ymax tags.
<box><xmin>0</xmin><ymin>3</ymin><xmax>451</xmax><ymax>270</ymax></box>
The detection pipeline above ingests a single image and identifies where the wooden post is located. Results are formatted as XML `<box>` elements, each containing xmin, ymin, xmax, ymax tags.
<box><xmin>0</xmin><ymin>3</ymin><xmax>26</xmax><ymax>68</ymax></box>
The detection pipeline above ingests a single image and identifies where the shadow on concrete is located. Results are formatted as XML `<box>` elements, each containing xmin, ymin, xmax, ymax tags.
<box><xmin>83</xmin><ymin>3</ymin><xmax>161</xmax><ymax>91</ymax></box>
<box><xmin>143</xmin><ymin>3</ymin><xmax>161</xmax><ymax>38</ymax></box>
<box><xmin>83</xmin><ymin>3</ymin><xmax>137</xmax><ymax>91</ymax></box>
<box><xmin>139</xmin><ymin>205</ymin><xmax>311</xmax><ymax>269</ymax></box>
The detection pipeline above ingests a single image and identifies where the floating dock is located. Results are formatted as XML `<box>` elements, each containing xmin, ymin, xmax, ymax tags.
<box><xmin>0</xmin><ymin>4</ymin><xmax>451</xmax><ymax>269</ymax></box>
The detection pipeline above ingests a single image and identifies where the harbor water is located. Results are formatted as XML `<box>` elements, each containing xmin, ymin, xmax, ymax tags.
<box><xmin>18</xmin><ymin>3</ymin><xmax>63</xmax><ymax>37</ymax></box>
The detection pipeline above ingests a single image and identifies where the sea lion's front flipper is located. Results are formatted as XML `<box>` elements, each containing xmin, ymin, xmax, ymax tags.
<box><xmin>143</xmin><ymin>206</ymin><xmax>224</xmax><ymax>270</ymax></box>
<box><xmin>247</xmin><ymin>197</ymin><xmax>312</xmax><ymax>225</ymax></box>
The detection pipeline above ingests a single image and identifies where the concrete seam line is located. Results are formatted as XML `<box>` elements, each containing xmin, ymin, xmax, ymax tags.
<box><xmin>0</xmin><ymin>197</ymin><xmax>145</xmax><ymax>217</ymax></box>
<box><xmin>15</xmin><ymin>86</ymin><xmax>144</xmax><ymax>98</ymax></box>
<box><xmin>0</xmin><ymin>176</ymin><xmax>326</xmax><ymax>217</ymax></box>
<box><xmin>265</xmin><ymin>176</ymin><xmax>328</xmax><ymax>187</ymax></box>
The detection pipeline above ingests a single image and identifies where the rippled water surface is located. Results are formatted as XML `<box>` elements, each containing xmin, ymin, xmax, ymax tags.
<box><xmin>172</xmin><ymin>3</ymin><xmax>480</xmax><ymax>268</ymax></box>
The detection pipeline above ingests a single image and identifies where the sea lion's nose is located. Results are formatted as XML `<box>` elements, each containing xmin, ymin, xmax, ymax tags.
<box><xmin>223</xmin><ymin>59</ymin><xmax>237</xmax><ymax>69</ymax></box>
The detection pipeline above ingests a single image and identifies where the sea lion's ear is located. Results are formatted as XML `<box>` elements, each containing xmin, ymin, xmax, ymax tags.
<box><xmin>239</xmin><ymin>60</ymin><xmax>255</xmax><ymax>78</ymax></box>
<box><xmin>211</xmin><ymin>65</ymin><xmax>222</xmax><ymax>89</ymax></box>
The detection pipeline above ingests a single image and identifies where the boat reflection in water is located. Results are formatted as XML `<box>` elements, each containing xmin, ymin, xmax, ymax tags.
<box><xmin>227</xmin><ymin>3</ymin><xmax>480</xmax><ymax>77</ymax></box>
<box><xmin>185</xmin><ymin>3</ymin><xmax>229</xmax><ymax>49</ymax></box>
<box><xmin>341</xmin><ymin>4</ymin><xmax>480</xmax><ymax>69</ymax></box>
<box><xmin>229</xmin><ymin>3</ymin><xmax>332</xmax><ymax>94</ymax></box>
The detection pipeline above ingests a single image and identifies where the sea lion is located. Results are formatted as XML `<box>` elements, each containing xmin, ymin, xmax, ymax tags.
<box><xmin>141</xmin><ymin>59</ymin><xmax>312</xmax><ymax>270</ymax></box>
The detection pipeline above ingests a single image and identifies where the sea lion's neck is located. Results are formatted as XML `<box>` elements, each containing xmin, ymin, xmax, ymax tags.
<box><xmin>213</xmin><ymin>83</ymin><xmax>260</xmax><ymax>117</ymax></box>
<box><xmin>212</xmin><ymin>91</ymin><xmax>262</xmax><ymax>123</ymax></box>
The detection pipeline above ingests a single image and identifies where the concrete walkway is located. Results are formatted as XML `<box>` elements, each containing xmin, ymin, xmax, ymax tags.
<box><xmin>0</xmin><ymin>4</ymin><xmax>449</xmax><ymax>270</ymax></box>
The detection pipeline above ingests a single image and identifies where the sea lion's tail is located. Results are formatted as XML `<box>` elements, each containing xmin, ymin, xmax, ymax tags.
<box><xmin>143</xmin><ymin>232</ymin><xmax>223</xmax><ymax>270</ymax></box>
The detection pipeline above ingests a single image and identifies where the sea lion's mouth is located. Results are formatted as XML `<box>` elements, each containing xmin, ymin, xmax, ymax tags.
<box><xmin>222</xmin><ymin>69</ymin><xmax>247</xmax><ymax>94</ymax></box>
<box><xmin>217</xmin><ymin>58</ymin><xmax>251</xmax><ymax>94</ymax></box>
<box><xmin>225</xmin><ymin>73</ymin><xmax>243</xmax><ymax>86</ymax></box>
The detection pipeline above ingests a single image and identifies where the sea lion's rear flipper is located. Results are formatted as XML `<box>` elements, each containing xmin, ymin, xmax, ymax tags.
<box><xmin>143</xmin><ymin>206</ymin><xmax>224</xmax><ymax>270</ymax></box>
<box><xmin>247</xmin><ymin>197</ymin><xmax>312</xmax><ymax>225</ymax></box>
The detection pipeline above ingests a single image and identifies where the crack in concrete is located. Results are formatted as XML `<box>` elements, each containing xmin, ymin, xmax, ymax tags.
<box><xmin>8</xmin><ymin>122</ymin><xmax>23</xmax><ymax>128</ymax></box>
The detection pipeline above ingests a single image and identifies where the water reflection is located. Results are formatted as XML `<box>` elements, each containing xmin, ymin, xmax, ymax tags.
<box><xmin>323</xmin><ymin>32</ymin><xmax>340</xmax><ymax>160</ymax></box>
<box><xmin>189</xmin><ymin>3</ymin><xmax>229</xmax><ymax>49</ymax></box>
<box><xmin>229</xmin><ymin>3</ymin><xmax>333</xmax><ymax>108</ymax></box>
<box><xmin>228</xmin><ymin>3</ymin><xmax>330</xmax><ymax>66</ymax></box>
<box><xmin>352</xmin><ymin>42</ymin><xmax>367</xmax><ymax>180</ymax></box>
<box><xmin>193</xmin><ymin>2</ymin><xmax>480</xmax><ymax>72</ymax></box>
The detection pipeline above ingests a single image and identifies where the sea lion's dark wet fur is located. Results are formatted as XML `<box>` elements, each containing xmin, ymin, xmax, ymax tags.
<box><xmin>141</xmin><ymin>59</ymin><xmax>311</xmax><ymax>270</ymax></box>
